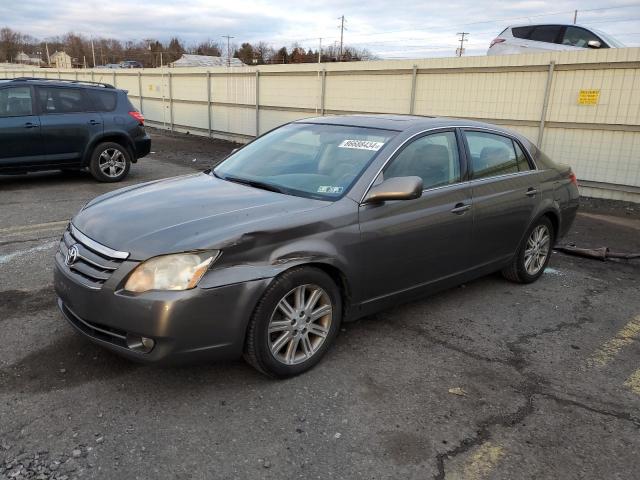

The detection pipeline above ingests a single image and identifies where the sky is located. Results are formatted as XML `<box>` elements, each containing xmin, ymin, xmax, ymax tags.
<box><xmin>2</xmin><ymin>0</ymin><xmax>640</xmax><ymax>59</ymax></box>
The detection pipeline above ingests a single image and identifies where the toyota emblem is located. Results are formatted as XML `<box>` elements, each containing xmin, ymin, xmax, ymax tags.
<box><xmin>65</xmin><ymin>244</ymin><xmax>79</xmax><ymax>266</ymax></box>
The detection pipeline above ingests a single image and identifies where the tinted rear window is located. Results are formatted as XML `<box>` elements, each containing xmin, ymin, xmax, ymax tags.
<box><xmin>88</xmin><ymin>90</ymin><xmax>118</xmax><ymax>112</ymax></box>
<box><xmin>38</xmin><ymin>87</ymin><xmax>91</xmax><ymax>114</ymax></box>
<box><xmin>529</xmin><ymin>25</ymin><xmax>562</xmax><ymax>43</ymax></box>
<box><xmin>512</xmin><ymin>26</ymin><xmax>535</xmax><ymax>39</ymax></box>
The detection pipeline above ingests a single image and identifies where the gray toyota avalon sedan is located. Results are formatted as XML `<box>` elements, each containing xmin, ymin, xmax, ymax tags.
<box><xmin>54</xmin><ymin>115</ymin><xmax>579</xmax><ymax>377</ymax></box>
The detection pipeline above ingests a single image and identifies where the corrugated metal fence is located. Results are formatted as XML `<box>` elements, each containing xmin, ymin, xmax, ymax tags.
<box><xmin>3</xmin><ymin>47</ymin><xmax>639</xmax><ymax>202</ymax></box>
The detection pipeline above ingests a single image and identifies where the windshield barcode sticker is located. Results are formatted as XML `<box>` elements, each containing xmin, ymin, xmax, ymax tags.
<box><xmin>318</xmin><ymin>186</ymin><xmax>344</xmax><ymax>194</ymax></box>
<box><xmin>338</xmin><ymin>140</ymin><xmax>384</xmax><ymax>151</ymax></box>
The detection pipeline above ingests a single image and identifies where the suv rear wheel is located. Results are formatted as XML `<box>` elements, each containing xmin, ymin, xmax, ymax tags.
<box><xmin>89</xmin><ymin>142</ymin><xmax>131</xmax><ymax>182</ymax></box>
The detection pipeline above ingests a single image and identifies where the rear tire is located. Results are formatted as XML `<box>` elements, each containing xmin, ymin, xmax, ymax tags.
<box><xmin>89</xmin><ymin>142</ymin><xmax>131</xmax><ymax>182</ymax></box>
<box><xmin>502</xmin><ymin>216</ymin><xmax>554</xmax><ymax>284</ymax></box>
<box><xmin>244</xmin><ymin>267</ymin><xmax>342</xmax><ymax>378</ymax></box>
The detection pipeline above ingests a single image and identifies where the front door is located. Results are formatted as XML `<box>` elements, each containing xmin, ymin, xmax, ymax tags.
<box><xmin>0</xmin><ymin>85</ymin><xmax>45</xmax><ymax>167</ymax></box>
<box><xmin>357</xmin><ymin>130</ymin><xmax>473</xmax><ymax>303</ymax></box>
<box><xmin>36</xmin><ymin>86</ymin><xmax>103</xmax><ymax>164</ymax></box>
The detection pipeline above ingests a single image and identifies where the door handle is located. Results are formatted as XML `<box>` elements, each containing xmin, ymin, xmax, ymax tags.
<box><xmin>24</xmin><ymin>122</ymin><xmax>38</xmax><ymax>129</ymax></box>
<box><xmin>525</xmin><ymin>187</ymin><xmax>538</xmax><ymax>197</ymax></box>
<box><xmin>88</xmin><ymin>120</ymin><xmax>101</xmax><ymax>125</ymax></box>
<box><xmin>451</xmin><ymin>203</ymin><xmax>471</xmax><ymax>214</ymax></box>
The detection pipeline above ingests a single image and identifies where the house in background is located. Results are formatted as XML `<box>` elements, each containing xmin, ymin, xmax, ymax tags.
<box><xmin>15</xmin><ymin>52</ymin><xmax>43</xmax><ymax>66</ymax></box>
<box><xmin>169</xmin><ymin>54</ymin><xmax>245</xmax><ymax>68</ymax></box>
<box><xmin>50</xmin><ymin>51</ymin><xmax>72</xmax><ymax>69</ymax></box>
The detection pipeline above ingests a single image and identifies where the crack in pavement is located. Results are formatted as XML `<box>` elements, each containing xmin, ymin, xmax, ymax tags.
<box><xmin>423</xmin><ymin>311</ymin><xmax>640</xmax><ymax>479</ymax></box>
<box><xmin>434</xmin><ymin>393</ymin><xmax>535</xmax><ymax>480</ymax></box>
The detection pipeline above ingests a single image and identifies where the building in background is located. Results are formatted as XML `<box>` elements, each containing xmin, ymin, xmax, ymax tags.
<box><xmin>15</xmin><ymin>52</ymin><xmax>43</xmax><ymax>66</ymax></box>
<box><xmin>50</xmin><ymin>51</ymin><xmax>72</xmax><ymax>69</ymax></box>
<box><xmin>169</xmin><ymin>54</ymin><xmax>245</xmax><ymax>67</ymax></box>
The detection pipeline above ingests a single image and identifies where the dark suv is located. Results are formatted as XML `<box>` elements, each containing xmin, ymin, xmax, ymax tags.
<box><xmin>0</xmin><ymin>77</ymin><xmax>151</xmax><ymax>182</ymax></box>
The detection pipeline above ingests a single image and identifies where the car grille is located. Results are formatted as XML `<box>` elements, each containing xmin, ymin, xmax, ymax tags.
<box><xmin>57</xmin><ymin>226</ymin><xmax>126</xmax><ymax>289</ymax></box>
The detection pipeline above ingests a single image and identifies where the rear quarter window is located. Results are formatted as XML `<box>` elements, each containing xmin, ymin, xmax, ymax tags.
<box><xmin>88</xmin><ymin>90</ymin><xmax>118</xmax><ymax>112</ymax></box>
<box><xmin>512</xmin><ymin>26</ymin><xmax>535</xmax><ymax>39</ymax></box>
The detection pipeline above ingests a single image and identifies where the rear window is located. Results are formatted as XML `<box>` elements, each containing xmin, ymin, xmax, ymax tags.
<box><xmin>529</xmin><ymin>25</ymin><xmax>562</xmax><ymax>43</ymax></box>
<box><xmin>37</xmin><ymin>87</ymin><xmax>91</xmax><ymax>114</ymax></box>
<box><xmin>512</xmin><ymin>26</ymin><xmax>535</xmax><ymax>39</ymax></box>
<box><xmin>88</xmin><ymin>90</ymin><xmax>118</xmax><ymax>112</ymax></box>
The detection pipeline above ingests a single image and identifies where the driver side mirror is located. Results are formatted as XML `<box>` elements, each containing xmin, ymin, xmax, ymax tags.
<box><xmin>363</xmin><ymin>176</ymin><xmax>423</xmax><ymax>204</ymax></box>
<box><xmin>587</xmin><ymin>40</ymin><xmax>601</xmax><ymax>49</ymax></box>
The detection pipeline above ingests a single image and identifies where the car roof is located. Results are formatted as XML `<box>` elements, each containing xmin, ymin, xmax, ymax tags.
<box><xmin>1</xmin><ymin>77</ymin><xmax>116</xmax><ymax>90</ymax></box>
<box><xmin>296</xmin><ymin>114</ymin><xmax>515</xmax><ymax>135</ymax></box>
<box><xmin>508</xmin><ymin>23</ymin><xmax>592</xmax><ymax>29</ymax></box>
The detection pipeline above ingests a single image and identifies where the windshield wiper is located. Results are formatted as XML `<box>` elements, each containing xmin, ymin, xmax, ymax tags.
<box><xmin>222</xmin><ymin>175</ymin><xmax>285</xmax><ymax>194</ymax></box>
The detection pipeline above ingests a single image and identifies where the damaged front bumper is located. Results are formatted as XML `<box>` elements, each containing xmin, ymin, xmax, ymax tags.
<box><xmin>54</xmin><ymin>255</ymin><xmax>271</xmax><ymax>364</ymax></box>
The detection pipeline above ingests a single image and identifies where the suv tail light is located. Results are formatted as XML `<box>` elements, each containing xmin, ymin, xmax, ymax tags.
<box><xmin>129</xmin><ymin>111</ymin><xmax>145</xmax><ymax>125</ymax></box>
<box><xmin>490</xmin><ymin>38</ymin><xmax>506</xmax><ymax>48</ymax></box>
<box><xmin>568</xmin><ymin>169</ymin><xmax>578</xmax><ymax>185</ymax></box>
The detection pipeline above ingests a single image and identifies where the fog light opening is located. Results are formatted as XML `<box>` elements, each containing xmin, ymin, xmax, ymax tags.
<box><xmin>126</xmin><ymin>334</ymin><xmax>155</xmax><ymax>353</ymax></box>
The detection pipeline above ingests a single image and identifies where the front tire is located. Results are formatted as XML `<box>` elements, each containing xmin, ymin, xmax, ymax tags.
<box><xmin>89</xmin><ymin>142</ymin><xmax>131</xmax><ymax>182</ymax></box>
<box><xmin>244</xmin><ymin>267</ymin><xmax>342</xmax><ymax>378</ymax></box>
<box><xmin>502</xmin><ymin>216</ymin><xmax>554</xmax><ymax>284</ymax></box>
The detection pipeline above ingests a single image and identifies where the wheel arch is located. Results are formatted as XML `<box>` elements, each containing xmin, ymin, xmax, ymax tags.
<box><xmin>541</xmin><ymin>209</ymin><xmax>560</xmax><ymax>242</ymax></box>
<box><xmin>83</xmin><ymin>133</ymin><xmax>135</xmax><ymax>166</ymax></box>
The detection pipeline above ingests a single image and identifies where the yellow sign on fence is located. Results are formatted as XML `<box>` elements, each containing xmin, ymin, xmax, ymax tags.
<box><xmin>578</xmin><ymin>89</ymin><xmax>600</xmax><ymax>105</ymax></box>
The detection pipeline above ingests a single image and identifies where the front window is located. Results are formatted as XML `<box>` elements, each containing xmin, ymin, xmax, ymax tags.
<box><xmin>382</xmin><ymin>131</ymin><xmax>461</xmax><ymax>190</ymax></box>
<box><xmin>562</xmin><ymin>26</ymin><xmax>606</xmax><ymax>48</ymax></box>
<box><xmin>214</xmin><ymin>123</ymin><xmax>397</xmax><ymax>200</ymax></box>
<box><xmin>0</xmin><ymin>87</ymin><xmax>33</xmax><ymax>117</ymax></box>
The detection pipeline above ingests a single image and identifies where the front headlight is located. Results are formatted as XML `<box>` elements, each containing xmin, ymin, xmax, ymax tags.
<box><xmin>124</xmin><ymin>251</ymin><xmax>219</xmax><ymax>293</ymax></box>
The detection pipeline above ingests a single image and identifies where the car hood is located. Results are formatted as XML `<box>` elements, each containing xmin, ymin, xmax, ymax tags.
<box><xmin>73</xmin><ymin>173</ymin><xmax>327</xmax><ymax>259</ymax></box>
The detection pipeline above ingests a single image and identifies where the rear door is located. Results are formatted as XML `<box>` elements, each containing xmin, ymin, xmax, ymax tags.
<box><xmin>462</xmin><ymin>129</ymin><xmax>540</xmax><ymax>268</ymax></box>
<box><xmin>358</xmin><ymin>129</ymin><xmax>474</xmax><ymax>301</ymax></box>
<box><xmin>0</xmin><ymin>85</ymin><xmax>45</xmax><ymax>167</ymax></box>
<box><xmin>36</xmin><ymin>86</ymin><xmax>103</xmax><ymax>164</ymax></box>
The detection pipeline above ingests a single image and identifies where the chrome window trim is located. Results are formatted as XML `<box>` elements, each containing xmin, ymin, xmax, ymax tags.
<box><xmin>359</xmin><ymin>125</ymin><xmax>539</xmax><ymax>203</ymax></box>
<box><xmin>70</xmin><ymin>223</ymin><xmax>130</xmax><ymax>260</ymax></box>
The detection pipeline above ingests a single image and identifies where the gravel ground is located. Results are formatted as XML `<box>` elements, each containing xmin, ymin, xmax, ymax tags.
<box><xmin>1</xmin><ymin>128</ymin><xmax>639</xmax><ymax>479</ymax></box>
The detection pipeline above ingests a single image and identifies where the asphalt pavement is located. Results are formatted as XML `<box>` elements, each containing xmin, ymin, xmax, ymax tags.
<box><xmin>1</xmin><ymin>128</ymin><xmax>639</xmax><ymax>479</ymax></box>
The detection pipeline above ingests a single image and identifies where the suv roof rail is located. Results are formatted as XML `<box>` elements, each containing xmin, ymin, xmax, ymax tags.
<box><xmin>9</xmin><ymin>77</ymin><xmax>115</xmax><ymax>89</ymax></box>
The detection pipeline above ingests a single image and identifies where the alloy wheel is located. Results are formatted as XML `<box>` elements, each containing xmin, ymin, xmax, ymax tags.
<box><xmin>524</xmin><ymin>224</ymin><xmax>550</xmax><ymax>275</ymax></box>
<box><xmin>268</xmin><ymin>284</ymin><xmax>333</xmax><ymax>365</ymax></box>
<box><xmin>98</xmin><ymin>148</ymin><xmax>126</xmax><ymax>178</ymax></box>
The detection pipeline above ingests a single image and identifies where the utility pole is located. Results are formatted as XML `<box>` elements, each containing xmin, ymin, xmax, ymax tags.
<box><xmin>456</xmin><ymin>32</ymin><xmax>469</xmax><ymax>57</ymax></box>
<box><xmin>222</xmin><ymin>35</ymin><xmax>234</xmax><ymax>67</ymax></box>
<box><xmin>573</xmin><ymin>10</ymin><xmax>578</xmax><ymax>24</ymax></box>
<box><xmin>318</xmin><ymin>37</ymin><xmax>322</xmax><ymax>64</ymax></box>
<box><xmin>45</xmin><ymin>43</ymin><xmax>50</xmax><ymax>66</ymax></box>
<box><xmin>338</xmin><ymin>15</ymin><xmax>345</xmax><ymax>61</ymax></box>
<box><xmin>91</xmin><ymin>38</ymin><xmax>96</xmax><ymax>68</ymax></box>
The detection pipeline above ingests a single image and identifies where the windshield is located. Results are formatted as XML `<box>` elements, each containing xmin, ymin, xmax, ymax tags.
<box><xmin>591</xmin><ymin>28</ymin><xmax>625</xmax><ymax>48</ymax></box>
<box><xmin>214</xmin><ymin>123</ymin><xmax>397</xmax><ymax>200</ymax></box>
